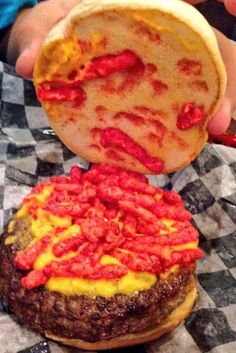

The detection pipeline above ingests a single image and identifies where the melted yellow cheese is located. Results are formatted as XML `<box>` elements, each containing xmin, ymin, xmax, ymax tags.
<box><xmin>178</xmin><ymin>35</ymin><xmax>196</xmax><ymax>52</ymax></box>
<box><xmin>160</xmin><ymin>265</ymin><xmax>179</xmax><ymax>279</ymax></box>
<box><xmin>33</xmin><ymin>224</ymin><xmax>81</xmax><ymax>269</ymax></box>
<box><xmin>130</xmin><ymin>12</ymin><xmax>173</xmax><ymax>33</ymax></box>
<box><xmin>90</xmin><ymin>32</ymin><xmax>106</xmax><ymax>50</ymax></box>
<box><xmin>12</xmin><ymin>180</ymin><xmax>197</xmax><ymax>298</ymax></box>
<box><xmin>44</xmin><ymin>255</ymin><xmax>156</xmax><ymax>298</ymax></box>
<box><xmin>30</xmin><ymin>209</ymin><xmax>72</xmax><ymax>239</ymax></box>
<box><xmin>173</xmin><ymin>241</ymin><xmax>198</xmax><ymax>251</ymax></box>
<box><xmin>4</xmin><ymin>235</ymin><xmax>17</xmax><ymax>245</ymax></box>
<box><xmin>16</xmin><ymin>205</ymin><xmax>29</xmax><ymax>218</ymax></box>
<box><xmin>35</xmin><ymin>186</ymin><xmax>54</xmax><ymax>203</ymax></box>
<box><xmin>160</xmin><ymin>219</ymin><xmax>177</xmax><ymax>234</ymax></box>
<box><xmin>35</xmin><ymin>35</ymin><xmax>82</xmax><ymax>83</ymax></box>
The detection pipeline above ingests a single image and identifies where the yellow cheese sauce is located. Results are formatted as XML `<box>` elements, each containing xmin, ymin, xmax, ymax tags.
<box><xmin>130</xmin><ymin>12</ymin><xmax>174</xmax><ymax>34</ymax></box>
<box><xmin>8</xmin><ymin>183</ymin><xmax>199</xmax><ymax>298</ymax></box>
<box><xmin>45</xmin><ymin>255</ymin><xmax>157</xmax><ymax>298</ymax></box>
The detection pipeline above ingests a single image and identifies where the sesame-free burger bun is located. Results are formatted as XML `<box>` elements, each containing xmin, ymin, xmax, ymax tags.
<box><xmin>33</xmin><ymin>0</ymin><xmax>226</xmax><ymax>174</ymax></box>
<box><xmin>46</xmin><ymin>284</ymin><xmax>196</xmax><ymax>350</ymax></box>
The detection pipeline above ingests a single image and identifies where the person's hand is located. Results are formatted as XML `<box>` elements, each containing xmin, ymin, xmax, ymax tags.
<box><xmin>6</xmin><ymin>0</ymin><xmax>81</xmax><ymax>79</ymax></box>
<box><xmin>207</xmin><ymin>29</ymin><xmax>236</xmax><ymax>134</ymax></box>
<box><xmin>186</xmin><ymin>0</ymin><xmax>236</xmax><ymax>15</ymax></box>
<box><xmin>8</xmin><ymin>0</ymin><xmax>236</xmax><ymax>136</ymax></box>
<box><xmin>186</xmin><ymin>0</ymin><xmax>236</xmax><ymax>134</ymax></box>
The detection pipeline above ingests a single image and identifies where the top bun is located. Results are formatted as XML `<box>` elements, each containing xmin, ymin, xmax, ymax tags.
<box><xmin>34</xmin><ymin>0</ymin><xmax>227</xmax><ymax>174</ymax></box>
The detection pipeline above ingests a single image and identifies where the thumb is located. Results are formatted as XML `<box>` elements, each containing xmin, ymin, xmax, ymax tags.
<box><xmin>15</xmin><ymin>38</ymin><xmax>43</xmax><ymax>78</ymax></box>
<box><xmin>207</xmin><ymin>98</ymin><xmax>232</xmax><ymax>135</ymax></box>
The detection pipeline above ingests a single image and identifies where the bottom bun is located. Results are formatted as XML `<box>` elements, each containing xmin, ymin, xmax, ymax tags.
<box><xmin>46</xmin><ymin>282</ymin><xmax>197</xmax><ymax>350</ymax></box>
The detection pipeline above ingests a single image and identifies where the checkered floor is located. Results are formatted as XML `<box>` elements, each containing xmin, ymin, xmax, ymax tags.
<box><xmin>0</xmin><ymin>62</ymin><xmax>235</xmax><ymax>353</ymax></box>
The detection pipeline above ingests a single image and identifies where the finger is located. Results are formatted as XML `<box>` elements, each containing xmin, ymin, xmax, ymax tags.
<box><xmin>207</xmin><ymin>29</ymin><xmax>236</xmax><ymax>134</ymax></box>
<box><xmin>16</xmin><ymin>39</ymin><xmax>43</xmax><ymax>78</ymax></box>
<box><xmin>223</xmin><ymin>0</ymin><xmax>236</xmax><ymax>15</ymax></box>
<box><xmin>207</xmin><ymin>98</ymin><xmax>232</xmax><ymax>134</ymax></box>
<box><xmin>13</xmin><ymin>0</ymin><xmax>81</xmax><ymax>78</ymax></box>
<box><xmin>184</xmin><ymin>0</ymin><xmax>206</xmax><ymax>4</ymax></box>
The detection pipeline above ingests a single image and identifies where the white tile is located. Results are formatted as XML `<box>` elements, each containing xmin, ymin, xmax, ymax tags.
<box><xmin>0</xmin><ymin>210</ymin><xmax>4</xmax><ymax>235</ymax></box>
<box><xmin>147</xmin><ymin>174</ymin><xmax>170</xmax><ymax>188</ymax></box>
<box><xmin>3</xmin><ymin>185</ymin><xmax>31</xmax><ymax>209</ymax></box>
<box><xmin>221</xmin><ymin>305</ymin><xmax>236</xmax><ymax>331</ymax></box>
<box><xmin>197</xmin><ymin>249</ymin><xmax>227</xmax><ymax>274</ymax></box>
<box><xmin>193</xmin><ymin>203</ymin><xmax>236</xmax><ymax>239</ymax></box>
<box><xmin>0</xmin><ymin>314</ymin><xmax>42</xmax><ymax>352</ymax></box>
<box><xmin>0</xmin><ymin>164</ymin><xmax>5</xmax><ymax>185</ymax></box>
<box><xmin>171</xmin><ymin>164</ymin><xmax>199</xmax><ymax>192</ymax></box>
<box><xmin>213</xmin><ymin>144</ymin><xmax>236</xmax><ymax>165</ymax></box>
<box><xmin>2</xmin><ymin>128</ymin><xmax>36</xmax><ymax>147</ymax></box>
<box><xmin>2</xmin><ymin>73</ymin><xmax>24</xmax><ymax>105</ymax></box>
<box><xmin>201</xmin><ymin>165</ymin><xmax>236</xmax><ymax>200</ymax></box>
<box><xmin>35</xmin><ymin>142</ymin><xmax>64</xmax><ymax>164</ymax></box>
<box><xmin>209</xmin><ymin>341</ymin><xmax>236</xmax><ymax>353</ymax></box>
<box><xmin>25</xmin><ymin>106</ymin><xmax>49</xmax><ymax>129</ymax></box>
<box><xmin>194</xmin><ymin>280</ymin><xmax>216</xmax><ymax>310</ymax></box>
<box><xmin>63</xmin><ymin>156</ymin><xmax>90</xmax><ymax>173</ymax></box>
<box><xmin>229</xmin><ymin>267</ymin><xmax>236</xmax><ymax>279</ymax></box>
<box><xmin>146</xmin><ymin>323</ymin><xmax>201</xmax><ymax>353</ymax></box>
<box><xmin>8</xmin><ymin>156</ymin><xmax>38</xmax><ymax>175</ymax></box>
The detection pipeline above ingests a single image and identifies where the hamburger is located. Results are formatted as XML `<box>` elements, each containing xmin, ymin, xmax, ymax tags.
<box><xmin>0</xmin><ymin>0</ymin><xmax>225</xmax><ymax>349</ymax></box>
<box><xmin>33</xmin><ymin>0</ymin><xmax>226</xmax><ymax>174</ymax></box>
<box><xmin>0</xmin><ymin>164</ymin><xmax>202</xmax><ymax>350</ymax></box>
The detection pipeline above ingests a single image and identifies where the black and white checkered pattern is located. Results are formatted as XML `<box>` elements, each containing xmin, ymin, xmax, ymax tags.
<box><xmin>0</xmin><ymin>62</ymin><xmax>235</xmax><ymax>353</ymax></box>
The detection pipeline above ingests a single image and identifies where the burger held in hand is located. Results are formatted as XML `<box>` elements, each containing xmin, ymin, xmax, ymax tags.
<box><xmin>33</xmin><ymin>0</ymin><xmax>226</xmax><ymax>174</ymax></box>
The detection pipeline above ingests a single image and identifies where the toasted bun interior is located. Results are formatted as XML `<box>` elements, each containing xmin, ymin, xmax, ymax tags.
<box><xmin>34</xmin><ymin>0</ymin><xmax>226</xmax><ymax>174</ymax></box>
<box><xmin>46</xmin><ymin>281</ymin><xmax>196</xmax><ymax>350</ymax></box>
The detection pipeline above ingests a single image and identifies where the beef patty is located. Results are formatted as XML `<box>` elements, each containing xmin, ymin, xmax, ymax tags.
<box><xmin>0</xmin><ymin>216</ymin><xmax>195</xmax><ymax>342</ymax></box>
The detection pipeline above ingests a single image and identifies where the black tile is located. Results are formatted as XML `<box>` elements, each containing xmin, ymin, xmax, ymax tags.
<box><xmin>0</xmin><ymin>71</ymin><xmax>3</xmax><ymax>102</ymax></box>
<box><xmin>191</xmin><ymin>145</ymin><xmax>224</xmax><ymax>176</ymax></box>
<box><xmin>198</xmin><ymin>270</ymin><xmax>236</xmax><ymax>307</ymax></box>
<box><xmin>185</xmin><ymin>308</ymin><xmax>236</xmax><ymax>352</ymax></box>
<box><xmin>36</xmin><ymin>158</ymin><xmax>64</xmax><ymax>177</ymax></box>
<box><xmin>62</xmin><ymin>144</ymin><xmax>76</xmax><ymax>161</ymax></box>
<box><xmin>191</xmin><ymin>218</ymin><xmax>207</xmax><ymax>244</ymax></box>
<box><xmin>211</xmin><ymin>232</ymin><xmax>236</xmax><ymax>269</ymax></box>
<box><xmin>6</xmin><ymin>143</ymin><xmax>36</xmax><ymax>159</ymax></box>
<box><xmin>163</xmin><ymin>182</ymin><xmax>173</xmax><ymax>191</ymax></box>
<box><xmin>3</xmin><ymin>63</ymin><xmax>18</xmax><ymax>77</ymax></box>
<box><xmin>179</xmin><ymin>179</ymin><xmax>215</xmax><ymax>214</ymax></box>
<box><xmin>18</xmin><ymin>341</ymin><xmax>50</xmax><ymax>353</ymax></box>
<box><xmin>218</xmin><ymin>194</ymin><xmax>236</xmax><ymax>224</ymax></box>
<box><xmin>3</xmin><ymin>208</ymin><xmax>17</xmax><ymax>227</ymax></box>
<box><xmin>100</xmin><ymin>345</ymin><xmax>147</xmax><ymax>353</ymax></box>
<box><xmin>24</xmin><ymin>79</ymin><xmax>41</xmax><ymax>107</ymax></box>
<box><xmin>0</xmin><ymin>295</ymin><xmax>11</xmax><ymax>314</ymax></box>
<box><xmin>0</xmin><ymin>185</ymin><xmax>4</xmax><ymax>208</ymax></box>
<box><xmin>229</xmin><ymin>161</ymin><xmax>236</xmax><ymax>176</ymax></box>
<box><xmin>1</xmin><ymin>101</ymin><xmax>29</xmax><ymax>128</ymax></box>
<box><xmin>30</xmin><ymin>128</ymin><xmax>57</xmax><ymax>142</ymax></box>
<box><xmin>6</xmin><ymin>166</ymin><xmax>38</xmax><ymax>187</ymax></box>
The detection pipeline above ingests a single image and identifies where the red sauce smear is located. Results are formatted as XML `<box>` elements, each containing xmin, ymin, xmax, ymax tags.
<box><xmin>100</xmin><ymin>127</ymin><xmax>164</xmax><ymax>173</ymax></box>
<box><xmin>36</xmin><ymin>86</ymin><xmax>86</xmax><ymax>104</ymax></box>
<box><xmin>114</xmin><ymin>112</ymin><xmax>145</xmax><ymax>126</ymax></box>
<box><xmin>84</xmin><ymin>50</ymin><xmax>143</xmax><ymax>80</ymax></box>
<box><xmin>177</xmin><ymin>58</ymin><xmax>202</xmax><ymax>76</ymax></box>
<box><xmin>151</xmin><ymin>80</ymin><xmax>168</xmax><ymax>96</ymax></box>
<box><xmin>14</xmin><ymin>164</ymin><xmax>202</xmax><ymax>289</ymax></box>
<box><xmin>177</xmin><ymin>102</ymin><xmax>205</xmax><ymax>130</ymax></box>
<box><xmin>37</xmin><ymin>50</ymin><xmax>143</xmax><ymax>103</ymax></box>
<box><xmin>190</xmin><ymin>80</ymin><xmax>208</xmax><ymax>92</ymax></box>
